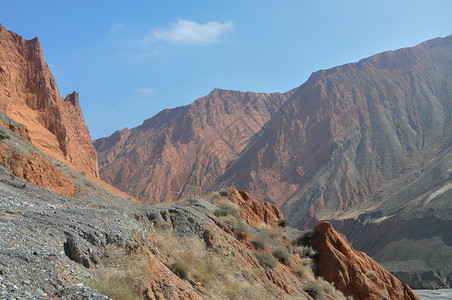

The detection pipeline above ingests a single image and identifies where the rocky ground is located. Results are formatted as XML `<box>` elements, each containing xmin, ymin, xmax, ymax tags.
<box><xmin>0</xmin><ymin>165</ymin><xmax>314</xmax><ymax>299</ymax></box>
<box><xmin>0</xmin><ymin>165</ymin><xmax>132</xmax><ymax>299</ymax></box>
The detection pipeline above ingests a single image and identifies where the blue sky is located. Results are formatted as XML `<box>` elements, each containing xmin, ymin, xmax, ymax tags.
<box><xmin>1</xmin><ymin>1</ymin><xmax>451</xmax><ymax>139</ymax></box>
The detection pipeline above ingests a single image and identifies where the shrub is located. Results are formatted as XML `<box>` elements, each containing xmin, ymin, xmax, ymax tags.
<box><xmin>293</xmin><ymin>229</ymin><xmax>316</xmax><ymax>247</ymax></box>
<box><xmin>268</xmin><ymin>226</ymin><xmax>287</xmax><ymax>243</ymax></box>
<box><xmin>278</xmin><ymin>218</ymin><xmax>288</xmax><ymax>227</ymax></box>
<box><xmin>250</xmin><ymin>230</ymin><xmax>273</xmax><ymax>250</ymax></box>
<box><xmin>219</xmin><ymin>188</ymin><xmax>229</xmax><ymax>196</ymax></box>
<box><xmin>303</xmin><ymin>280</ymin><xmax>325</xmax><ymax>299</ymax></box>
<box><xmin>171</xmin><ymin>261</ymin><xmax>188</xmax><ymax>279</ymax></box>
<box><xmin>272</xmin><ymin>245</ymin><xmax>291</xmax><ymax>265</ymax></box>
<box><xmin>219</xmin><ymin>214</ymin><xmax>250</xmax><ymax>233</ymax></box>
<box><xmin>254</xmin><ymin>251</ymin><xmax>278</xmax><ymax>270</ymax></box>
<box><xmin>0</xmin><ymin>129</ymin><xmax>10</xmax><ymax>140</ymax></box>
<box><xmin>304</xmin><ymin>278</ymin><xmax>347</xmax><ymax>300</ymax></box>
<box><xmin>90</xmin><ymin>249</ymin><xmax>145</xmax><ymax>300</ymax></box>
<box><xmin>292</xmin><ymin>263</ymin><xmax>313</xmax><ymax>279</ymax></box>
<box><xmin>214</xmin><ymin>207</ymin><xmax>240</xmax><ymax>219</ymax></box>
<box><xmin>301</xmin><ymin>246</ymin><xmax>318</xmax><ymax>258</ymax></box>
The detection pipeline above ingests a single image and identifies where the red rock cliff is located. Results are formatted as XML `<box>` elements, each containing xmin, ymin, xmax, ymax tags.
<box><xmin>0</xmin><ymin>24</ymin><xmax>99</xmax><ymax>177</ymax></box>
<box><xmin>95</xmin><ymin>88</ymin><xmax>292</xmax><ymax>202</ymax></box>
<box><xmin>312</xmin><ymin>222</ymin><xmax>421</xmax><ymax>300</ymax></box>
<box><xmin>226</xmin><ymin>189</ymin><xmax>284</xmax><ymax>227</ymax></box>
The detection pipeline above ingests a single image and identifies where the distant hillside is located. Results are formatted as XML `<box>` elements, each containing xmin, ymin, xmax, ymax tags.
<box><xmin>94</xmin><ymin>88</ymin><xmax>292</xmax><ymax>202</ymax></box>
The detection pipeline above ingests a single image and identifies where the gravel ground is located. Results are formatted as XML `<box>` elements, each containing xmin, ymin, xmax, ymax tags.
<box><xmin>0</xmin><ymin>165</ymin><xmax>217</xmax><ymax>299</ymax></box>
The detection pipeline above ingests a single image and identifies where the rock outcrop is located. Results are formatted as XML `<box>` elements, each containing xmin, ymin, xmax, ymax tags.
<box><xmin>312</xmin><ymin>222</ymin><xmax>421</xmax><ymax>300</ymax></box>
<box><xmin>227</xmin><ymin>189</ymin><xmax>283</xmax><ymax>227</ymax></box>
<box><xmin>0</xmin><ymin>24</ymin><xmax>99</xmax><ymax>178</ymax></box>
<box><xmin>95</xmin><ymin>88</ymin><xmax>292</xmax><ymax>202</ymax></box>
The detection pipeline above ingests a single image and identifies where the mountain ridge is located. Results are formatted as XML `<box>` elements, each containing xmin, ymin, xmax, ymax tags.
<box><xmin>95</xmin><ymin>87</ymin><xmax>293</xmax><ymax>202</ymax></box>
<box><xmin>95</xmin><ymin>33</ymin><xmax>452</xmax><ymax>288</ymax></box>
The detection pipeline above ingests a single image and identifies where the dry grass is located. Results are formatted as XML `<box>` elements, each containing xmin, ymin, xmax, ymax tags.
<box><xmin>303</xmin><ymin>278</ymin><xmax>347</xmax><ymax>300</ymax></box>
<box><xmin>273</xmin><ymin>245</ymin><xmax>292</xmax><ymax>265</ymax></box>
<box><xmin>90</xmin><ymin>248</ymin><xmax>148</xmax><ymax>300</ymax></box>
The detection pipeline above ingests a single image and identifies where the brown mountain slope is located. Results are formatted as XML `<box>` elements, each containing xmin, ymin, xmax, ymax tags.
<box><xmin>217</xmin><ymin>34</ymin><xmax>452</xmax><ymax>288</ymax></box>
<box><xmin>0</xmin><ymin>24</ymin><xmax>99</xmax><ymax>178</ymax></box>
<box><xmin>94</xmin><ymin>88</ymin><xmax>292</xmax><ymax>202</ymax></box>
<box><xmin>219</xmin><ymin>34</ymin><xmax>452</xmax><ymax>221</ymax></box>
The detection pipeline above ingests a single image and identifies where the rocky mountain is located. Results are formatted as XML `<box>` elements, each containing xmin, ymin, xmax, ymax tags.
<box><xmin>96</xmin><ymin>33</ymin><xmax>452</xmax><ymax>289</ymax></box>
<box><xmin>221</xmin><ymin>34</ymin><xmax>452</xmax><ymax>218</ymax></box>
<box><xmin>94</xmin><ymin>88</ymin><xmax>292</xmax><ymax>202</ymax></box>
<box><xmin>219</xmin><ymin>33</ymin><xmax>452</xmax><ymax>288</ymax></box>
<box><xmin>0</xmin><ymin>24</ymin><xmax>98</xmax><ymax>178</ymax></box>
<box><xmin>0</xmin><ymin>24</ymin><xmax>425</xmax><ymax>299</ymax></box>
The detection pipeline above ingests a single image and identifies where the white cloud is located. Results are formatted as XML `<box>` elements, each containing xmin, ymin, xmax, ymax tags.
<box><xmin>136</xmin><ymin>87</ymin><xmax>157</xmax><ymax>94</ymax></box>
<box><xmin>143</xmin><ymin>19</ymin><xmax>234</xmax><ymax>45</ymax></box>
<box><xmin>109</xmin><ymin>23</ymin><xmax>126</xmax><ymax>32</ymax></box>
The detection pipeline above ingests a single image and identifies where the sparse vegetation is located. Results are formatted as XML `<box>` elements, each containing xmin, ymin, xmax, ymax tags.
<box><xmin>296</xmin><ymin>245</ymin><xmax>317</xmax><ymax>258</ymax></box>
<box><xmin>250</xmin><ymin>229</ymin><xmax>274</xmax><ymax>250</ymax></box>
<box><xmin>171</xmin><ymin>260</ymin><xmax>188</xmax><ymax>280</ymax></box>
<box><xmin>303</xmin><ymin>278</ymin><xmax>347</xmax><ymax>300</ymax></box>
<box><xmin>0</xmin><ymin>129</ymin><xmax>10</xmax><ymax>140</ymax></box>
<box><xmin>278</xmin><ymin>218</ymin><xmax>288</xmax><ymax>227</ymax></box>
<box><xmin>88</xmin><ymin>193</ymin><xmax>341</xmax><ymax>300</ymax></box>
<box><xmin>293</xmin><ymin>229</ymin><xmax>317</xmax><ymax>247</ymax></box>
<box><xmin>292</xmin><ymin>263</ymin><xmax>313</xmax><ymax>279</ymax></box>
<box><xmin>214</xmin><ymin>206</ymin><xmax>240</xmax><ymax>218</ymax></box>
<box><xmin>254</xmin><ymin>251</ymin><xmax>278</xmax><ymax>269</ymax></box>
<box><xmin>219</xmin><ymin>188</ymin><xmax>230</xmax><ymax>196</ymax></box>
<box><xmin>90</xmin><ymin>248</ymin><xmax>146</xmax><ymax>300</ymax></box>
<box><xmin>273</xmin><ymin>245</ymin><xmax>291</xmax><ymax>265</ymax></box>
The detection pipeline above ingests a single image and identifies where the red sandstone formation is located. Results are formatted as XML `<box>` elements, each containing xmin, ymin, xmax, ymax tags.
<box><xmin>0</xmin><ymin>24</ymin><xmax>99</xmax><ymax>178</ymax></box>
<box><xmin>95</xmin><ymin>88</ymin><xmax>292</xmax><ymax>202</ymax></box>
<box><xmin>227</xmin><ymin>189</ymin><xmax>284</xmax><ymax>227</ymax></box>
<box><xmin>222</xmin><ymin>35</ymin><xmax>452</xmax><ymax>225</ymax></box>
<box><xmin>312</xmin><ymin>222</ymin><xmax>421</xmax><ymax>300</ymax></box>
<box><xmin>0</xmin><ymin>143</ymin><xmax>78</xmax><ymax>197</ymax></box>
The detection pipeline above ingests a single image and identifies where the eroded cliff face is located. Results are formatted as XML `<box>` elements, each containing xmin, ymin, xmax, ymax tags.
<box><xmin>218</xmin><ymin>34</ymin><xmax>452</xmax><ymax>222</ymax></box>
<box><xmin>95</xmin><ymin>88</ymin><xmax>292</xmax><ymax>202</ymax></box>
<box><xmin>312</xmin><ymin>222</ymin><xmax>421</xmax><ymax>300</ymax></box>
<box><xmin>0</xmin><ymin>24</ymin><xmax>99</xmax><ymax>178</ymax></box>
<box><xmin>226</xmin><ymin>189</ymin><xmax>284</xmax><ymax>228</ymax></box>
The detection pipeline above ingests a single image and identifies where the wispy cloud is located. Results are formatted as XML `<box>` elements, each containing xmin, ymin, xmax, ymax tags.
<box><xmin>142</xmin><ymin>19</ymin><xmax>234</xmax><ymax>45</ymax></box>
<box><xmin>109</xmin><ymin>23</ymin><xmax>126</xmax><ymax>32</ymax></box>
<box><xmin>136</xmin><ymin>87</ymin><xmax>157</xmax><ymax>94</ymax></box>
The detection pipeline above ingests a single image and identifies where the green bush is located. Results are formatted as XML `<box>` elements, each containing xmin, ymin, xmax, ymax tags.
<box><xmin>254</xmin><ymin>251</ymin><xmax>278</xmax><ymax>270</ymax></box>
<box><xmin>272</xmin><ymin>245</ymin><xmax>291</xmax><ymax>265</ymax></box>
<box><xmin>293</xmin><ymin>229</ymin><xmax>316</xmax><ymax>247</ymax></box>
